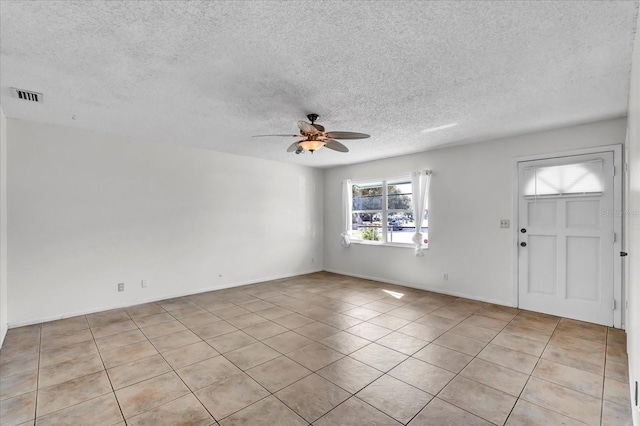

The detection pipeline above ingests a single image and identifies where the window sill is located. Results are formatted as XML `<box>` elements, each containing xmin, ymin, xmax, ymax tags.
<box><xmin>349</xmin><ymin>240</ymin><xmax>428</xmax><ymax>250</ymax></box>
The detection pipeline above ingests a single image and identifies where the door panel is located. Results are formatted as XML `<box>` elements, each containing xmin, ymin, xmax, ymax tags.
<box><xmin>518</xmin><ymin>152</ymin><xmax>615</xmax><ymax>326</ymax></box>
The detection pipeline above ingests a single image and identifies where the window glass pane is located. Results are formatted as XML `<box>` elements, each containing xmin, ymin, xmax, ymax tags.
<box><xmin>387</xmin><ymin>181</ymin><xmax>413</xmax><ymax>210</ymax></box>
<box><xmin>352</xmin><ymin>211</ymin><xmax>382</xmax><ymax>243</ymax></box>
<box><xmin>353</xmin><ymin>182</ymin><xmax>383</xmax><ymax>210</ymax></box>
<box><xmin>524</xmin><ymin>161</ymin><xmax>603</xmax><ymax>196</ymax></box>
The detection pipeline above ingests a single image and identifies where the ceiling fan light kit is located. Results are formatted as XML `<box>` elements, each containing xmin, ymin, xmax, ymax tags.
<box><xmin>254</xmin><ymin>114</ymin><xmax>370</xmax><ymax>155</ymax></box>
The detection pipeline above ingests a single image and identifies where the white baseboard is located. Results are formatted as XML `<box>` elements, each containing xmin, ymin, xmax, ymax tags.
<box><xmin>323</xmin><ymin>268</ymin><xmax>515</xmax><ymax>308</ymax></box>
<box><xmin>7</xmin><ymin>268</ymin><xmax>323</xmax><ymax>328</ymax></box>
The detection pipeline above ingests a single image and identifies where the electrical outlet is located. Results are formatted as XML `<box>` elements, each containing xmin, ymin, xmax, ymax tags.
<box><xmin>444</xmin><ymin>273</ymin><xmax>449</xmax><ymax>281</ymax></box>
<box><xmin>141</xmin><ymin>280</ymin><xmax>148</xmax><ymax>288</ymax></box>
<box><xmin>117</xmin><ymin>283</ymin><xmax>124</xmax><ymax>292</ymax></box>
<box><xmin>500</xmin><ymin>219</ymin><xmax>510</xmax><ymax>228</ymax></box>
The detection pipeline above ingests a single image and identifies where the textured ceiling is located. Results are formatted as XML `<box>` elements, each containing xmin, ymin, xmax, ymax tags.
<box><xmin>1</xmin><ymin>1</ymin><xmax>638</xmax><ymax>168</ymax></box>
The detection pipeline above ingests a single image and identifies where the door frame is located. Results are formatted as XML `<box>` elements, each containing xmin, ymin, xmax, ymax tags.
<box><xmin>512</xmin><ymin>144</ymin><xmax>624</xmax><ymax>328</ymax></box>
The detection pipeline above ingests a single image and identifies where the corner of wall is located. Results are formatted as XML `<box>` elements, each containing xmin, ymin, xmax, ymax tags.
<box><xmin>0</xmin><ymin>105</ymin><xmax>8</xmax><ymax>348</ymax></box>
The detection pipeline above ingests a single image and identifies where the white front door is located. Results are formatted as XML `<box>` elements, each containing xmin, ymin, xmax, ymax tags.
<box><xmin>517</xmin><ymin>152</ymin><xmax>615</xmax><ymax>326</ymax></box>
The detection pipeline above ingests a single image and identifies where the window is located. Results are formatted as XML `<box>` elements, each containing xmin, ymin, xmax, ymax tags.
<box><xmin>523</xmin><ymin>160</ymin><xmax>604</xmax><ymax>197</ymax></box>
<box><xmin>349</xmin><ymin>178</ymin><xmax>428</xmax><ymax>247</ymax></box>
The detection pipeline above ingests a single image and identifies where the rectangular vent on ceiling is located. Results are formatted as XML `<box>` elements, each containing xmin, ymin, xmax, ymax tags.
<box><xmin>11</xmin><ymin>87</ymin><xmax>43</xmax><ymax>103</ymax></box>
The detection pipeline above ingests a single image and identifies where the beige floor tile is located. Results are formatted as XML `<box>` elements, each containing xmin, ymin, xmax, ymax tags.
<box><xmin>320</xmin><ymin>313</ymin><xmax>363</xmax><ymax>330</ymax></box>
<box><xmin>412</xmin><ymin>343</ymin><xmax>472</xmax><ymax>374</ymax></box>
<box><xmin>429</xmin><ymin>306</ymin><xmax>473</xmax><ymax>322</ymax></box>
<box><xmin>149</xmin><ymin>330</ymin><xmax>201</xmax><ymax>352</ymax></box>
<box><xmin>272</xmin><ymin>313</ymin><xmax>316</xmax><ymax>329</ymax></box>
<box><xmin>556</xmin><ymin>318</ymin><xmax>606</xmax><ymax>344</ymax></box>
<box><xmin>387</xmin><ymin>307</ymin><xmax>427</xmax><ymax>321</ymax></box>
<box><xmin>219</xmin><ymin>395</ymin><xmax>306</xmax><ymax>426</ymax></box>
<box><xmin>115</xmin><ymin>372</ymin><xmax>190</xmax><ymax>419</ymax></box>
<box><xmin>550</xmin><ymin>332</ymin><xmax>606</xmax><ymax>353</ymax></box>
<box><xmin>0</xmin><ymin>370</ymin><xmax>38</xmax><ymax>399</ymax></box>
<box><xmin>319</xmin><ymin>331</ymin><xmax>370</xmax><ymax>354</ymax></box>
<box><xmin>41</xmin><ymin>317</ymin><xmax>88</xmax><ymax>338</ymax></box>
<box><xmin>363</xmin><ymin>300</ymin><xmax>401</xmax><ymax>313</ymax></box>
<box><xmin>375</xmin><ymin>331</ymin><xmax>429</xmax><ymax>355</ymax></box>
<box><xmin>241</xmin><ymin>321</ymin><xmax>287</xmax><ymax>340</ymax></box>
<box><xmin>132</xmin><ymin>312</ymin><xmax>175</xmax><ymax>328</ymax></box>
<box><xmin>94</xmin><ymin>329</ymin><xmax>147</xmax><ymax>352</ymax></box>
<box><xmin>190</xmin><ymin>321</ymin><xmax>238</xmax><ymax>340</ymax></box>
<box><xmin>317</xmin><ymin>356</ymin><xmax>382</xmax><ymax>393</ymax></box>
<box><xmin>275</xmin><ymin>374</ymin><xmax>350</xmax><ymax>423</ymax></box>
<box><xmin>176</xmin><ymin>355</ymin><xmax>242</xmax><ymax>391</ymax></box>
<box><xmin>107</xmin><ymin>354</ymin><xmax>172</xmax><ymax>390</ymax></box>
<box><xmin>503</xmin><ymin>322</ymin><xmax>554</xmax><ymax>343</ymax></box>
<box><xmin>0</xmin><ymin>340</ymin><xmax>40</xmax><ymax>362</ymax></box>
<box><xmin>158</xmin><ymin>298</ymin><xmax>198</xmax><ymax>312</ymax></box>
<box><xmin>449</xmin><ymin>323</ymin><xmax>499</xmax><ymax>343</ymax></box>
<box><xmin>343</xmin><ymin>307</ymin><xmax>383</xmax><ymax>321</ymax></box>
<box><xmin>246</xmin><ymin>356</ymin><xmax>311</xmax><ymax>392</ymax></box>
<box><xmin>604</xmin><ymin>377</ymin><xmax>631</xmax><ymax>406</ymax></box>
<box><xmin>0</xmin><ymin>391</ymin><xmax>36</xmax><ymax>426</ymax></box>
<box><xmin>212</xmin><ymin>306</ymin><xmax>251</xmax><ymax>319</ymax></box>
<box><xmin>262</xmin><ymin>330</ymin><xmax>314</xmax><ymax>354</ymax></box>
<box><xmin>287</xmin><ymin>342</ymin><xmax>344</xmax><ymax>371</ymax></box>
<box><xmin>178</xmin><ymin>312</ymin><xmax>222</xmax><ymax>328</ymax></box>
<box><xmin>521</xmin><ymin>377</ymin><xmax>601</xmax><ymax>426</ymax></box>
<box><xmin>477</xmin><ymin>344</ymin><xmax>538</xmax><ymax>374</ymax></box>
<box><xmin>36</xmin><ymin>371</ymin><xmax>112</xmax><ymax>416</ymax></box>
<box><xmin>542</xmin><ymin>343</ymin><xmax>605</xmax><ymax>375</ymax></box>
<box><xmin>38</xmin><ymin>353</ymin><xmax>104</xmax><ymax>388</ymax></box>
<box><xmin>414</xmin><ymin>314</ymin><xmax>460</xmax><ymax>331</ymax></box>
<box><xmin>408</xmin><ymin>397</ymin><xmax>492</xmax><ymax>426</ymax></box>
<box><xmin>224</xmin><ymin>342</ymin><xmax>281</xmax><ymax>370</ymax></box>
<box><xmin>605</xmin><ymin>357</ymin><xmax>629</xmax><ymax>382</ymax></box>
<box><xmin>0</xmin><ymin>353</ymin><xmax>39</xmax><ymax>379</ymax></box>
<box><xmin>461</xmin><ymin>314</ymin><xmax>509</xmax><ymax>331</ymax></box>
<box><xmin>127</xmin><ymin>393</ymin><xmax>214</xmax><ymax>426</ymax></box>
<box><xmin>346</xmin><ymin>322</ymin><xmax>392</xmax><ymax>341</ymax></box>
<box><xmin>100</xmin><ymin>341</ymin><xmax>158</xmax><ymax>369</ymax></box>
<box><xmin>195</xmin><ymin>372</ymin><xmax>269</xmax><ymax>420</ymax></box>
<box><xmin>388</xmin><ymin>357</ymin><xmax>454</xmax><ymax>395</ymax></box>
<box><xmin>490</xmin><ymin>331</ymin><xmax>547</xmax><ymax>357</ymax></box>
<box><xmin>607</xmin><ymin>328</ymin><xmax>627</xmax><ymax>346</ymax></box>
<box><xmin>199</xmin><ymin>300</ymin><xmax>235</xmax><ymax>312</ymax></box>
<box><xmin>123</xmin><ymin>302</ymin><xmax>165</xmax><ymax>318</ymax></box>
<box><xmin>432</xmin><ymin>331</ymin><xmax>487</xmax><ymax>356</ymax></box>
<box><xmin>239</xmin><ymin>299</ymin><xmax>276</xmax><ymax>312</ymax></box>
<box><xmin>532</xmin><ymin>358</ymin><xmax>603</xmax><ymax>398</ymax></box>
<box><xmin>205</xmin><ymin>330</ymin><xmax>257</xmax><ymax>354</ymax></box>
<box><xmin>90</xmin><ymin>319</ymin><xmax>139</xmax><ymax>339</ymax></box>
<box><xmin>35</xmin><ymin>393</ymin><xmax>123</xmax><ymax>426</ymax></box>
<box><xmin>505</xmin><ymin>398</ymin><xmax>586</xmax><ymax>426</ymax></box>
<box><xmin>396</xmin><ymin>323</ymin><xmax>444</xmax><ymax>342</ymax></box>
<box><xmin>39</xmin><ymin>339</ymin><xmax>98</xmax><ymax>368</ymax></box>
<box><xmin>254</xmin><ymin>306</ymin><xmax>293</xmax><ymax>320</ymax></box>
<box><xmin>40</xmin><ymin>328</ymin><xmax>93</xmax><ymax>351</ymax></box>
<box><xmin>140</xmin><ymin>320</ymin><xmax>188</xmax><ymax>339</ymax></box>
<box><xmin>226</xmin><ymin>313</ymin><xmax>268</xmax><ymax>329</ymax></box>
<box><xmin>356</xmin><ymin>375</ymin><xmax>433</xmax><ymax>423</ymax></box>
<box><xmin>350</xmin><ymin>343</ymin><xmax>408</xmax><ymax>372</ymax></box>
<box><xmin>511</xmin><ymin>313</ymin><xmax>559</xmax><ymax>334</ymax></box>
<box><xmin>601</xmin><ymin>399</ymin><xmax>633</xmax><ymax>426</ymax></box>
<box><xmin>162</xmin><ymin>341</ymin><xmax>219</xmax><ymax>369</ymax></box>
<box><xmin>316</xmin><ymin>397</ymin><xmax>401</xmax><ymax>426</ymax></box>
<box><xmin>460</xmin><ymin>358</ymin><xmax>528</xmax><ymax>396</ymax></box>
<box><xmin>439</xmin><ymin>376</ymin><xmax>517</xmax><ymax>425</ymax></box>
<box><xmin>85</xmin><ymin>309</ymin><xmax>130</xmax><ymax>328</ymax></box>
<box><xmin>294</xmin><ymin>322</ymin><xmax>341</xmax><ymax>341</ymax></box>
<box><xmin>366</xmin><ymin>314</ymin><xmax>411</xmax><ymax>330</ymax></box>
<box><xmin>169</xmin><ymin>306</ymin><xmax>209</xmax><ymax>319</ymax></box>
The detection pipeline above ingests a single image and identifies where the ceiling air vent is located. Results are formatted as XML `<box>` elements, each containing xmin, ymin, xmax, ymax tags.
<box><xmin>11</xmin><ymin>87</ymin><xmax>43</xmax><ymax>103</ymax></box>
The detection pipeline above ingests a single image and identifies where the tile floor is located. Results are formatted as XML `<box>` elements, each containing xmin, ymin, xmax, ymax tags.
<box><xmin>0</xmin><ymin>272</ymin><xmax>633</xmax><ymax>425</ymax></box>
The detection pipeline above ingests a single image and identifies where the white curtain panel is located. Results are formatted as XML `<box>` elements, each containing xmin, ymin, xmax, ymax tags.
<box><xmin>411</xmin><ymin>170</ymin><xmax>431</xmax><ymax>256</ymax></box>
<box><xmin>341</xmin><ymin>179</ymin><xmax>353</xmax><ymax>247</ymax></box>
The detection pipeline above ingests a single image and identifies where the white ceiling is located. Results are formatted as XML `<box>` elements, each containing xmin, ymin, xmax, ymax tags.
<box><xmin>1</xmin><ymin>1</ymin><xmax>638</xmax><ymax>168</ymax></box>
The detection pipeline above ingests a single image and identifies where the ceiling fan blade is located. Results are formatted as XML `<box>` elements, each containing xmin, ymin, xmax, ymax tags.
<box><xmin>325</xmin><ymin>139</ymin><xmax>349</xmax><ymax>153</ymax></box>
<box><xmin>312</xmin><ymin>123</ymin><xmax>325</xmax><ymax>132</ymax></box>
<box><xmin>286</xmin><ymin>142</ymin><xmax>300</xmax><ymax>152</ymax></box>
<box><xmin>325</xmin><ymin>131</ymin><xmax>370</xmax><ymax>140</ymax></box>
<box><xmin>298</xmin><ymin>121</ymin><xmax>320</xmax><ymax>135</ymax></box>
<box><xmin>253</xmin><ymin>134</ymin><xmax>301</xmax><ymax>137</ymax></box>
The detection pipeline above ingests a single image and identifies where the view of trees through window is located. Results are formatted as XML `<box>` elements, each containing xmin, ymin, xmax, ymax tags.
<box><xmin>351</xmin><ymin>179</ymin><xmax>427</xmax><ymax>245</ymax></box>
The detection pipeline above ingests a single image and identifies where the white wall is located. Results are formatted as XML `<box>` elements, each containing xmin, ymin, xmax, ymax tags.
<box><xmin>324</xmin><ymin>118</ymin><xmax>627</xmax><ymax>306</ymax></box>
<box><xmin>0</xmin><ymin>106</ymin><xmax>7</xmax><ymax>346</ymax></box>
<box><xmin>6</xmin><ymin>119</ymin><xmax>323</xmax><ymax>326</ymax></box>
<box><xmin>625</xmin><ymin>8</ymin><xmax>640</xmax><ymax>424</ymax></box>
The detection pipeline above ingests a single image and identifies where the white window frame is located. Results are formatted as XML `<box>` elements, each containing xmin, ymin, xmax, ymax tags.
<box><xmin>348</xmin><ymin>176</ymin><xmax>428</xmax><ymax>249</ymax></box>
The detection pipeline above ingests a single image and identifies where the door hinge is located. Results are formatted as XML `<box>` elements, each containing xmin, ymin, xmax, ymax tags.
<box><xmin>613</xmin><ymin>233</ymin><xmax>616</xmax><ymax>243</ymax></box>
<box><xmin>612</xmin><ymin>299</ymin><xmax>616</xmax><ymax>310</ymax></box>
<box><xmin>621</xmin><ymin>251</ymin><xmax>628</xmax><ymax>257</ymax></box>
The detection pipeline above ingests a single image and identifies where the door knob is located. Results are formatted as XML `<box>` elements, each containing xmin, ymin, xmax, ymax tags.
<box><xmin>520</xmin><ymin>228</ymin><xmax>527</xmax><ymax>233</ymax></box>
<box><xmin>520</xmin><ymin>242</ymin><xmax>527</xmax><ymax>247</ymax></box>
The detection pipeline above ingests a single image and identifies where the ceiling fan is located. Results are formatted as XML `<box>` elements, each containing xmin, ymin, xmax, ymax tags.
<box><xmin>254</xmin><ymin>114</ymin><xmax>370</xmax><ymax>154</ymax></box>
